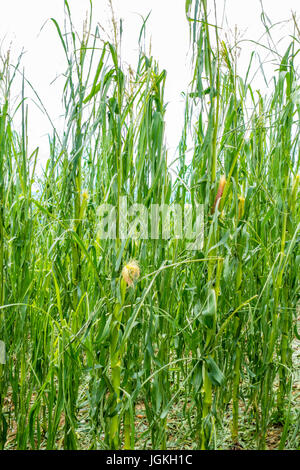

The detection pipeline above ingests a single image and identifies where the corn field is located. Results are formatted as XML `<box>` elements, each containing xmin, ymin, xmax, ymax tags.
<box><xmin>0</xmin><ymin>0</ymin><xmax>299</xmax><ymax>450</ymax></box>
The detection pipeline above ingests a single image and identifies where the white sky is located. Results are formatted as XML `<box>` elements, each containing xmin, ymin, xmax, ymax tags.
<box><xmin>0</xmin><ymin>0</ymin><xmax>299</xmax><ymax>165</ymax></box>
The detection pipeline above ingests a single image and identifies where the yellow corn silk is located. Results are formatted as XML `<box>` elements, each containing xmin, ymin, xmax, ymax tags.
<box><xmin>121</xmin><ymin>260</ymin><xmax>140</xmax><ymax>287</ymax></box>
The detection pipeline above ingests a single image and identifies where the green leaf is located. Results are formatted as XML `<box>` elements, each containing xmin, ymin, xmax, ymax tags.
<box><xmin>205</xmin><ymin>356</ymin><xmax>224</xmax><ymax>387</ymax></box>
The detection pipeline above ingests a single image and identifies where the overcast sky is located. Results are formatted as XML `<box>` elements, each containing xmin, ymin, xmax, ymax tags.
<box><xmin>0</xmin><ymin>0</ymin><xmax>299</xmax><ymax>164</ymax></box>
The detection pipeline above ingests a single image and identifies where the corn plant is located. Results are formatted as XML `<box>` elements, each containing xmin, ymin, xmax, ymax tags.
<box><xmin>0</xmin><ymin>0</ymin><xmax>298</xmax><ymax>451</ymax></box>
